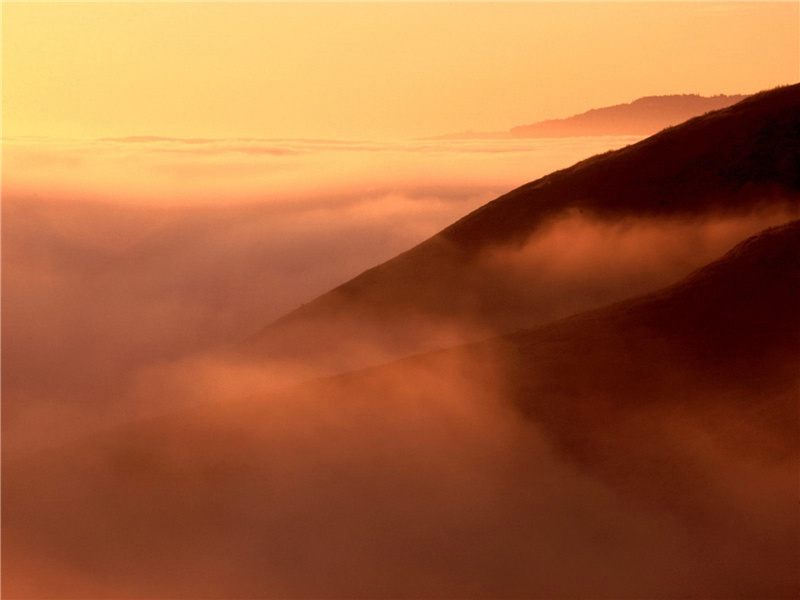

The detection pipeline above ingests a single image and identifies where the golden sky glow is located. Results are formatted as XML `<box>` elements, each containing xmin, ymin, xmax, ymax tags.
<box><xmin>3</xmin><ymin>2</ymin><xmax>798</xmax><ymax>140</ymax></box>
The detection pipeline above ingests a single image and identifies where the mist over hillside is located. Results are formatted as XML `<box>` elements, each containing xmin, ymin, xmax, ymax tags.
<box><xmin>247</xmin><ymin>85</ymin><xmax>800</xmax><ymax>374</ymax></box>
<box><xmin>4</xmin><ymin>0</ymin><xmax>799</xmax><ymax>596</ymax></box>
<box><xmin>5</xmin><ymin>221</ymin><xmax>797</xmax><ymax>598</ymax></box>
<box><xmin>3</xmin><ymin>85</ymin><xmax>799</xmax><ymax>599</ymax></box>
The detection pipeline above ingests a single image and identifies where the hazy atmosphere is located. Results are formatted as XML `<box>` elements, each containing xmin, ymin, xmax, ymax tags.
<box><xmin>2</xmin><ymin>2</ymin><xmax>799</xmax><ymax>598</ymax></box>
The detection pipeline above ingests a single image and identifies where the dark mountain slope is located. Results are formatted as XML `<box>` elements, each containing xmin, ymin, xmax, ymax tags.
<box><xmin>247</xmin><ymin>85</ymin><xmax>800</xmax><ymax>368</ymax></box>
<box><xmin>446</xmin><ymin>85</ymin><xmax>798</xmax><ymax>249</ymax></box>
<box><xmin>4</xmin><ymin>222</ymin><xmax>798</xmax><ymax>599</ymax></box>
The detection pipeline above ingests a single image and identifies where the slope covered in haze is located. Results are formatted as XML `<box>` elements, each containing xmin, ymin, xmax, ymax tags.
<box><xmin>504</xmin><ymin>218</ymin><xmax>799</xmax><ymax>506</ymax></box>
<box><xmin>431</xmin><ymin>93</ymin><xmax>746</xmax><ymax>139</ymax></box>
<box><xmin>4</xmin><ymin>221</ymin><xmax>797</xmax><ymax>599</ymax></box>
<box><xmin>246</xmin><ymin>84</ymin><xmax>800</xmax><ymax>372</ymax></box>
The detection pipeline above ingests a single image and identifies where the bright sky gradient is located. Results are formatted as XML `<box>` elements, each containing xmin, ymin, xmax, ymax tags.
<box><xmin>3</xmin><ymin>1</ymin><xmax>798</xmax><ymax>140</ymax></box>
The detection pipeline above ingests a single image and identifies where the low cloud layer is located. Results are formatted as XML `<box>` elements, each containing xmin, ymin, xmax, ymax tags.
<box><xmin>3</xmin><ymin>185</ymin><xmax>796</xmax><ymax>456</ymax></box>
<box><xmin>5</xmin><ymin>305</ymin><xmax>796</xmax><ymax>598</ymax></box>
<box><xmin>2</xmin><ymin>137</ymin><xmax>798</xmax><ymax>598</ymax></box>
<box><xmin>1</xmin><ymin>134</ymin><xmax>639</xmax><ymax>453</ymax></box>
<box><xmin>1</xmin><ymin>189</ymin><xmax>490</xmax><ymax>453</ymax></box>
<box><xmin>2</xmin><ymin>135</ymin><xmax>641</xmax><ymax>204</ymax></box>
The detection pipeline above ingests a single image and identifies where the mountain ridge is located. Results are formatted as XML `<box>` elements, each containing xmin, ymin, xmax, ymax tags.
<box><xmin>247</xmin><ymin>85</ymin><xmax>800</xmax><ymax>368</ymax></box>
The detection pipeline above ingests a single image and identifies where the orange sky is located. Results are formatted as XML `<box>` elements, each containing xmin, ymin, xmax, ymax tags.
<box><xmin>3</xmin><ymin>2</ymin><xmax>798</xmax><ymax>141</ymax></box>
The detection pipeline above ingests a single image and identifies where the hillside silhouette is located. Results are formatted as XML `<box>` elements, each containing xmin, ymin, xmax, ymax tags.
<box><xmin>5</xmin><ymin>221</ymin><xmax>797</xmax><ymax>598</ymax></box>
<box><xmin>247</xmin><ymin>85</ymin><xmax>800</xmax><ymax>371</ymax></box>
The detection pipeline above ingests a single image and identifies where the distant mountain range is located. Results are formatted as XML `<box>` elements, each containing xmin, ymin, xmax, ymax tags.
<box><xmin>431</xmin><ymin>93</ymin><xmax>748</xmax><ymax>139</ymax></box>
